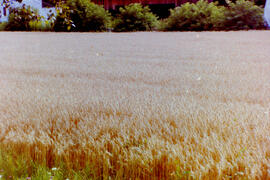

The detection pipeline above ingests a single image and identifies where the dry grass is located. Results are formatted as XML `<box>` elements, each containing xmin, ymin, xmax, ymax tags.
<box><xmin>0</xmin><ymin>31</ymin><xmax>270</xmax><ymax>179</ymax></box>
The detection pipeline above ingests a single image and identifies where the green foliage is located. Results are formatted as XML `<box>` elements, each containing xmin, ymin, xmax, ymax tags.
<box><xmin>223</xmin><ymin>0</ymin><xmax>265</xmax><ymax>30</ymax></box>
<box><xmin>53</xmin><ymin>0</ymin><xmax>111</xmax><ymax>32</ymax></box>
<box><xmin>161</xmin><ymin>0</ymin><xmax>265</xmax><ymax>31</ymax></box>
<box><xmin>29</xmin><ymin>20</ymin><xmax>54</xmax><ymax>31</ymax></box>
<box><xmin>0</xmin><ymin>22</ymin><xmax>7</xmax><ymax>31</ymax></box>
<box><xmin>0</xmin><ymin>148</ymin><xmax>97</xmax><ymax>179</ymax></box>
<box><xmin>0</xmin><ymin>0</ymin><xmax>266</xmax><ymax>32</ymax></box>
<box><xmin>161</xmin><ymin>0</ymin><xmax>225</xmax><ymax>31</ymax></box>
<box><xmin>4</xmin><ymin>5</ymin><xmax>40</xmax><ymax>31</ymax></box>
<box><xmin>113</xmin><ymin>3</ymin><xmax>158</xmax><ymax>32</ymax></box>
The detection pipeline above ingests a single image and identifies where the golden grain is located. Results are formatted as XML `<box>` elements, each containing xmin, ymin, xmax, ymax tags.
<box><xmin>0</xmin><ymin>31</ymin><xmax>269</xmax><ymax>179</ymax></box>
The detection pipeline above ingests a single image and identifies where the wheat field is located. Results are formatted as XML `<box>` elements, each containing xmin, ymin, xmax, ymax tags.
<box><xmin>0</xmin><ymin>31</ymin><xmax>269</xmax><ymax>179</ymax></box>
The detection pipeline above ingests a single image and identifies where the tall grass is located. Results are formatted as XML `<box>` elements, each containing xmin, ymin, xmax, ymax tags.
<box><xmin>0</xmin><ymin>32</ymin><xmax>269</xmax><ymax>179</ymax></box>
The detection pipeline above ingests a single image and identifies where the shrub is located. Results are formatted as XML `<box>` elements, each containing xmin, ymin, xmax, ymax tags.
<box><xmin>0</xmin><ymin>22</ymin><xmax>7</xmax><ymax>31</ymax></box>
<box><xmin>53</xmin><ymin>0</ymin><xmax>111</xmax><ymax>32</ymax></box>
<box><xmin>113</xmin><ymin>3</ymin><xmax>158</xmax><ymax>32</ymax></box>
<box><xmin>29</xmin><ymin>20</ymin><xmax>54</xmax><ymax>31</ymax></box>
<box><xmin>223</xmin><ymin>0</ymin><xmax>265</xmax><ymax>30</ymax></box>
<box><xmin>4</xmin><ymin>4</ymin><xmax>40</xmax><ymax>31</ymax></box>
<box><xmin>161</xmin><ymin>0</ymin><xmax>225</xmax><ymax>31</ymax></box>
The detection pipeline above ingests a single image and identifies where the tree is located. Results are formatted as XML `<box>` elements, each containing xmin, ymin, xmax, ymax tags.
<box><xmin>4</xmin><ymin>4</ymin><xmax>40</xmax><ymax>31</ymax></box>
<box><xmin>53</xmin><ymin>0</ymin><xmax>111</xmax><ymax>32</ymax></box>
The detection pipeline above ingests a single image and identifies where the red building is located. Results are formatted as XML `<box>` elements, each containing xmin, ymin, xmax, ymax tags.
<box><xmin>92</xmin><ymin>0</ymin><xmax>212</xmax><ymax>10</ymax></box>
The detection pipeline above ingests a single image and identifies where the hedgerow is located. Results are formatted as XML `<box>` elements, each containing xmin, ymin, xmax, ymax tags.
<box><xmin>1</xmin><ymin>0</ymin><xmax>267</xmax><ymax>31</ymax></box>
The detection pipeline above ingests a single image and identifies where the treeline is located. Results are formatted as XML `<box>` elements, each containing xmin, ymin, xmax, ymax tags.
<box><xmin>0</xmin><ymin>0</ymin><xmax>267</xmax><ymax>32</ymax></box>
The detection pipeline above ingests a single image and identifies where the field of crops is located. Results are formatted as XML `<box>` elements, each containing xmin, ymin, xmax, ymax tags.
<box><xmin>0</xmin><ymin>31</ymin><xmax>269</xmax><ymax>179</ymax></box>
